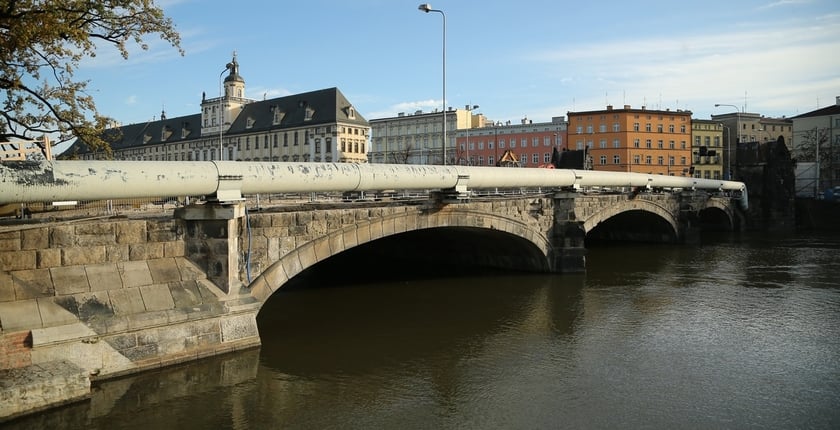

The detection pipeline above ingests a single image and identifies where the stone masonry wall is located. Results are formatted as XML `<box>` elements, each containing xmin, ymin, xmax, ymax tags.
<box><xmin>0</xmin><ymin>216</ymin><xmax>260</xmax><ymax>421</ymax></box>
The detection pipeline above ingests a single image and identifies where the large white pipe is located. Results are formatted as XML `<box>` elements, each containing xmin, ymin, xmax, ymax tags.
<box><xmin>0</xmin><ymin>160</ymin><xmax>747</xmax><ymax>207</ymax></box>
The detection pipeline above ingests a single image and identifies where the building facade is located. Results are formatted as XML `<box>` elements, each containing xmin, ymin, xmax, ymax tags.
<box><xmin>690</xmin><ymin>119</ymin><xmax>725</xmax><ymax>180</ymax></box>
<box><xmin>791</xmin><ymin>96</ymin><xmax>840</xmax><ymax>194</ymax></box>
<box><xmin>369</xmin><ymin>108</ymin><xmax>477</xmax><ymax>164</ymax></box>
<box><xmin>568</xmin><ymin>105</ymin><xmax>693</xmax><ymax>176</ymax></box>
<box><xmin>67</xmin><ymin>55</ymin><xmax>370</xmax><ymax>163</ymax></box>
<box><xmin>452</xmin><ymin>116</ymin><xmax>568</xmax><ymax>167</ymax></box>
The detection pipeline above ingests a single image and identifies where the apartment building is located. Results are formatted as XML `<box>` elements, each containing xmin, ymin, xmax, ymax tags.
<box><xmin>368</xmin><ymin>108</ymin><xmax>477</xmax><ymax>164</ymax></box>
<box><xmin>568</xmin><ymin>105</ymin><xmax>692</xmax><ymax>176</ymax></box>
<box><xmin>452</xmin><ymin>116</ymin><xmax>568</xmax><ymax>167</ymax></box>
<box><xmin>691</xmin><ymin>119</ymin><xmax>725</xmax><ymax>180</ymax></box>
<box><xmin>67</xmin><ymin>55</ymin><xmax>370</xmax><ymax>163</ymax></box>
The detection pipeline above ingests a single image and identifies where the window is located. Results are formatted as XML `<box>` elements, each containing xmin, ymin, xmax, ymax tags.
<box><xmin>645</xmin><ymin>123</ymin><xmax>652</xmax><ymax>132</ymax></box>
<box><xmin>645</xmin><ymin>139</ymin><xmax>652</xmax><ymax>148</ymax></box>
<box><xmin>599</xmin><ymin>139</ymin><xmax>607</xmax><ymax>149</ymax></box>
<box><xmin>544</xmin><ymin>153</ymin><xmax>551</xmax><ymax>163</ymax></box>
<box><xmin>532</xmin><ymin>138</ymin><xmax>539</xmax><ymax>147</ymax></box>
<box><xmin>576</xmin><ymin>126</ymin><xmax>583</xmax><ymax>134</ymax></box>
<box><xmin>657</xmin><ymin>124</ymin><xmax>663</xmax><ymax>133</ymax></box>
<box><xmin>613</xmin><ymin>155</ymin><xmax>620</xmax><ymax>164</ymax></box>
<box><xmin>532</xmin><ymin>153</ymin><xmax>539</xmax><ymax>163</ymax></box>
<box><xmin>669</xmin><ymin>124</ymin><xmax>675</xmax><ymax>133</ymax></box>
<box><xmin>499</xmin><ymin>139</ymin><xmax>505</xmax><ymax>149</ymax></box>
<box><xmin>633</xmin><ymin>123</ymin><xmax>640</xmax><ymax>131</ymax></box>
<box><xmin>613</xmin><ymin>139</ymin><xmax>620</xmax><ymax>148</ymax></box>
<box><xmin>658</xmin><ymin>156</ymin><xmax>664</xmax><ymax>165</ymax></box>
<box><xmin>599</xmin><ymin>124</ymin><xmax>607</xmax><ymax>132</ymax></box>
<box><xmin>613</xmin><ymin>123</ymin><xmax>620</xmax><ymax>132</ymax></box>
<box><xmin>669</xmin><ymin>140</ymin><xmax>675</xmax><ymax>149</ymax></box>
<box><xmin>634</xmin><ymin>139</ymin><xmax>640</xmax><ymax>148</ymax></box>
<box><xmin>646</xmin><ymin>155</ymin><xmax>652</xmax><ymax>164</ymax></box>
<box><xmin>633</xmin><ymin>155</ymin><xmax>641</xmax><ymax>164</ymax></box>
<box><xmin>544</xmin><ymin>137</ymin><xmax>551</xmax><ymax>146</ymax></box>
<box><xmin>521</xmin><ymin>153</ymin><xmax>527</xmax><ymax>164</ymax></box>
<box><xmin>600</xmin><ymin>155</ymin><xmax>607</xmax><ymax>165</ymax></box>
<box><xmin>586</xmin><ymin>125</ymin><xmax>593</xmax><ymax>133</ymax></box>
<box><xmin>488</xmin><ymin>156</ymin><xmax>494</xmax><ymax>165</ymax></box>
<box><xmin>657</xmin><ymin>140</ymin><xmax>663</xmax><ymax>149</ymax></box>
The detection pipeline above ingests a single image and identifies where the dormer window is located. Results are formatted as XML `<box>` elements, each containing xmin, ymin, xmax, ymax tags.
<box><xmin>273</xmin><ymin>109</ymin><xmax>285</xmax><ymax>125</ymax></box>
<box><xmin>161</xmin><ymin>126</ymin><xmax>173</xmax><ymax>141</ymax></box>
<box><xmin>143</xmin><ymin>134</ymin><xmax>152</xmax><ymax>144</ymax></box>
<box><xmin>305</xmin><ymin>106</ymin><xmax>315</xmax><ymax>121</ymax></box>
<box><xmin>348</xmin><ymin>106</ymin><xmax>356</xmax><ymax>119</ymax></box>
<box><xmin>246</xmin><ymin>117</ymin><xmax>255</xmax><ymax>129</ymax></box>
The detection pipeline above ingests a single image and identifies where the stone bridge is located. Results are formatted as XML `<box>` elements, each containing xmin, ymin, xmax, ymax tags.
<box><xmin>0</xmin><ymin>190</ymin><xmax>738</xmax><ymax>420</ymax></box>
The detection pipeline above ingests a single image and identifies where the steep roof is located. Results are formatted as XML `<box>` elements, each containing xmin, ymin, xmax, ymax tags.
<box><xmin>791</xmin><ymin>103</ymin><xmax>840</xmax><ymax>119</ymax></box>
<box><xmin>66</xmin><ymin>87</ymin><xmax>368</xmax><ymax>155</ymax></box>
<box><xmin>227</xmin><ymin>87</ymin><xmax>368</xmax><ymax>136</ymax></box>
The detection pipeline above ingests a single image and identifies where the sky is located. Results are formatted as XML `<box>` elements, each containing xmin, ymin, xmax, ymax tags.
<box><xmin>76</xmin><ymin>0</ymin><xmax>840</xmax><ymax>133</ymax></box>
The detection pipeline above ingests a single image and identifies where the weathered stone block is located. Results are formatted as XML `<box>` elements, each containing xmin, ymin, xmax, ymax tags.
<box><xmin>37</xmin><ymin>248</ymin><xmax>61</xmax><ymax>269</ymax></box>
<box><xmin>163</xmin><ymin>241</ymin><xmax>185</xmax><ymax>257</ymax></box>
<box><xmin>115</xmin><ymin>221</ymin><xmax>146</xmax><ymax>244</ymax></box>
<box><xmin>148</xmin><ymin>258</ymin><xmax>182</xmax><ymax>284</ymax></box>
<box><xmin>139</xmin><ymin>284</ymin><xmax>175</xmax><ymax>311</ymax></box>
<box><xmin>0</xmin><ymin>250</ymin><xmax>35</xmax><ymax>272</ymax></box>
<box><xmin>86</xmin><ymin>263</ymin><xmax>123</xmax><ymax>291</ymax></box>
<box><xmin>118</xmin><ymin>261</ymin><xmax>153</xmax><ymax>288</ymax></box>
<box><xmin>49</xmin><ymin>226</ymin><xmax>76</xmax><ymax>247</ymax></box>
<box><xmin>0</xmin><ymin>231</ymin><xmax>20</xmax><ymax>251</ymax></box>
<box><xmin>12</xmin><ymin>269</ymin><xmax>54</xmax><ymax>300</ymax></box>
<box><xmin>108</xmin><ymin>288</ymin><xmax>145</xmax><ymax>315</ymax></box>
<box><xmin>0</xmin><ymin>299</ymin><xmax>41</xmax><ymax>331</ymax></box>
<box><xmin>51</xmin><ymin>266</ymin><xmax>90</xmax><ymax>296</ymax></box>
<box><xmin>168</xmin><ymin>281</ymin><xmax>202</xmax><ymax>308</ymax></box>
<box><xmin>220</xmin><ymin>314</ymin><xmax>258</xmax><ymax>342</ymax></box>
<box><xmin>0</xmin><ymin>272</ymin><xmax>14</xmax><ymax>302</ymax></box>
<box><xmin>62</xmin><ymin>246</ymin><xmax>106</xmax><ymax>266</ymax></box>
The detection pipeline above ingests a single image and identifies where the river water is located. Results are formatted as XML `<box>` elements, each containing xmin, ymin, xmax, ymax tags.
<box><xmin>8</xmin><ymin>232</ymin><xmax>840</xmax><ymax>429</ymax></box>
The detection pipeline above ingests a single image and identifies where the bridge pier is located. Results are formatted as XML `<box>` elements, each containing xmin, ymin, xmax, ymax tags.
<box><xmin>550</xmin><ymin>193</ymin><xmax>587</xmax><ymax>273</ymax></box>
<box><xmin>174</xmin><ymin>203</ymin><xmax>246</xmax><ymax>294</ymax></box>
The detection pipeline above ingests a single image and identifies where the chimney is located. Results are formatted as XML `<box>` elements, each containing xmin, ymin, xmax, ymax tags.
<box><xmin>836</xmin><ymin>96</ymin><xmax>840</xmax><ymax>106</ymax></box>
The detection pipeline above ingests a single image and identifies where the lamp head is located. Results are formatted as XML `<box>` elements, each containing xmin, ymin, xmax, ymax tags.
<box><xmin>418</xmin><ymin>3</ymin><xmax>432</xmax><ymax>12</ymax></box>
<box><xmin>714</xmin><ymin>104</ymin><xmax>721</xmax><ymax>107</ymax></box>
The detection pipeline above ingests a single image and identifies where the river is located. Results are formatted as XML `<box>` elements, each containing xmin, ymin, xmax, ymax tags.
<box><xmin>7</xmin><ymin>232</ymin><xmax>840</xmax><ymax>429</ymax></box>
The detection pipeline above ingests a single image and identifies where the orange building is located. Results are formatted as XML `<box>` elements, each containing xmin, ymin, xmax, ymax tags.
<box><xmin>568</xmin><ymin>105</ymin><xmax>693</xmax><ymax>176</ymax></box>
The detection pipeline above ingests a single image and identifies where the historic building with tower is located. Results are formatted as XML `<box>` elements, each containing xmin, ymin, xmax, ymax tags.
<box><xmin>67</xmin><ymin>55</ymin><xmax>370</xmax><ymax>163</ymax></box>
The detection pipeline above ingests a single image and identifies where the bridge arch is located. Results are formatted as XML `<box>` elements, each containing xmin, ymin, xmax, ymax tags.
<box><xmin>697</xmin><ymin>198</ymin><xmax>738</xmax><ymax>231</ymax></box>
<box><xmin>247</xmin><ymin>207</ymin><xmax>554</xmax><ymax>305</ymax></box>
<box><xmin>579</xmin><ymin>197</ymin><xmax>679</xmax><ymax>238</ymax></box>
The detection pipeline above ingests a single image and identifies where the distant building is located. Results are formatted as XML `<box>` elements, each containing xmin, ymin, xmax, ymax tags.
<box><xmin>710</xmin><ymin>111</ymin><xmax>793</xmax><ymax>149</ymax></box>
<box><xmin>67</xmin><ymin>55</ymin><xmax>370</xmax><ymax>163</ymax></box>
<box><xmin>568</xmin><ymin>105</ymin><xmax>692</xmax><ymax>176</ymax></box>
<box><xmin>790</xmin><ymin>96</ymin><xmax>840</xmax><ymax>195</ymax></box>
<box><xmin>453</xmin><ymin>116</ymin><xmax>568</xmax><ymax>167</ymax></box>
<box><xmin>368</xmin><ymin>108</ymin><xmax>476</xmax><ymax>165</ymax></box>
<box><xmin>690</xmin><ymin>119</ymin><xmax>725</xmax><ymax>180</ymax></box>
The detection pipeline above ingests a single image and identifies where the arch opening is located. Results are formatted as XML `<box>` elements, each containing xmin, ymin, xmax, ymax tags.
<box><xmin>585</xmin><ymin>210</ymin><xmax>677</xmax><ymax>246</ymax></box>
<box><xmin>281</xmin><ymin>226</ymin><xmax>552</xmax><ymax>291</ymax></box>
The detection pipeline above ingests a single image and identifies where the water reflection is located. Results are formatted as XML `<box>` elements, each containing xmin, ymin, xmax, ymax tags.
<box><xmin>5</xmin><ymin>233</ymin><xmax>840</xmax><ymax>429</ymax></box>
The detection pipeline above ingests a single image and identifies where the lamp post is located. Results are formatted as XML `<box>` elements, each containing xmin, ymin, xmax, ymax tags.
<box><xmin>465</xmin><ymin>104</ymin><xmax>479</xmax><ymax>165</ymax></box>
<box><xmin>719</xmin><ymin>124</ymin><xmax>730</xmax><ymax>180</ymax></box>
<box><xmin>219</xmin><ymin>64</ymin><xmax>232</xmax><ymax>161</ymax></box>
<box><xmin>418</xmin><ymin>3</ymin><xmax>446</xmax><ymax>165</ymax></box>
<box><xmin>715</xmin><ymin>103</ymin><xmax>741</xmax><ymax>180</ymax></box>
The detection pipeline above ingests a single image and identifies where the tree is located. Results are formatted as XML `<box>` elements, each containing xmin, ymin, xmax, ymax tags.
<box><xmin>0</xmin><ymin>0</ymin><xmax>182</xmax><ymax>155</ymax></box>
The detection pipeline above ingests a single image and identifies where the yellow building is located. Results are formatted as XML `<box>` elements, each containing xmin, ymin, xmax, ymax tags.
<box><xmin>691</xmin><ymin>120</ymin><xmax>725</xmax><ymax>180</ymax></box>
<box><xmin>568</xmin><ymin>105</ymin><xmax>693</xmax><ymax>176</ymax></box>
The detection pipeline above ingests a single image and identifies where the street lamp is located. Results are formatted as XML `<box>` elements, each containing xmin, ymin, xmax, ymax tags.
<box><xmin>418</xmin><ymin>3</ymin><xmax>446</xmax><ymax>165</ymax></box>
<box><xmin>715</xmin><ymin>103</ymin><xmax>741</xmax><ymax>180</ymax></box>
<box><xmin>219</xmin><ymin>64</ymin><xmax>232</xmax><ymax>161</ymax></box>
<box><xmin>465</xmin><ymin>104</ymin><xmax>479</xmax><ymax>165</ymax></box>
